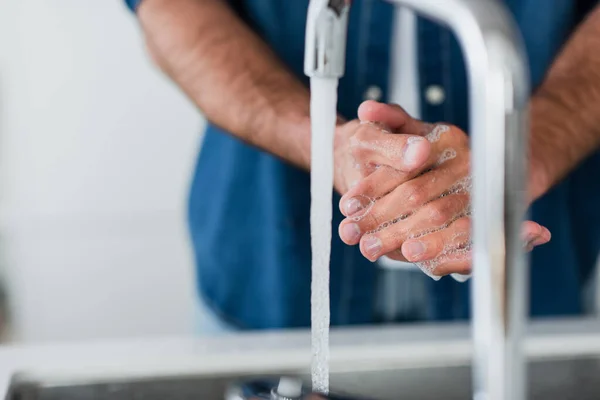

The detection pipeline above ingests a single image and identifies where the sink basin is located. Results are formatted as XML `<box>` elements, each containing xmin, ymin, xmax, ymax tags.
<box><xmin>4</xmin><ymin>319</ymin><xmax>600</xmax><ymax>400</ymax></box>
<box><xmin>6</xmin><ymin>356</ymin><xmax>600</xmax><ymax>400</ymax></box>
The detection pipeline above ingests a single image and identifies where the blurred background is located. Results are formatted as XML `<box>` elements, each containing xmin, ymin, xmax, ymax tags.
<box><xmin>0</xmin><ymin>0</ymin><xmax>202</xmax><ymax>343</ymax></box>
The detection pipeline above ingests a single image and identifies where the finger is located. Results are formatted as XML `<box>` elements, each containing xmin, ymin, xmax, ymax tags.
<box><xmin>410</xmin><ymin>218</ymin><xmax>550</xmax><ymax>277</ymax></box>
<box><xmin>339</xmin><ymin>157</ymin><xmax>464</xmax><ymax>215</ymax></box>
<box><xmin>382</xmin><ymin>249</ymin><xmax>408</xmax><ymax>262</ymax></box>
<box><xmin>427</xmin><ymin>254</ymin><xmax>472</xmax><ymax>277</ymax></box>
<box><xmin>405</xmin><ymin>218</ymin><xmax>548</xmax><ymax>263</ymax></box>
<box><xmin>521</xmin><ymin>221</ymin><xmax>551</xmax><ymax>251</ymax></box>
<box><xmin>357</xmin><ymin>101</ymin><xmax>422</xmax><ymax>133</ymax></box>
<box><xmin>358</xmin><ymin>101</ymin><xmax>466</xmax><ymax>147</ymax></box>
<box><xmin>401</xmin><ymin>247</ymin><xmax>472</xmax><ymax>279</ymax></box>
<box><xmin>339</xmin><ymin>166</ymin><xmax>405</xmax><ymax>216</ymax></box>
<box><xmin>339</xmin><ymin>166</ymin><xmax>468</xmax><ymax>239</ymax></box>
<box><xmin>357</xmin><ymin>193</ymin><xmax>470</xmax><ymax>260</ymax></box>
<box><xmin>417</xmin><ymin>125</ymin><xmax>470</xmax><ymax>172</ymax></box>
<box><xmin>350</xmin><ymin>121</ymin><xmax>470</xmax><ymax>179</ymax></box>
<box><xmin>412</xmin><ymin>235</ymin><xmax>473</xmax><ymax>278</ymax></box>
<box><xmin>534</xmin><ymin>226</ymin><xmax>552</xmax><ymax>245</ymax></box>
<box><xmin>401</xmin><ymin>217</ymin><xmax>471</xmax><ymax>262</ymax></box>
<box><xmin>350</xmin><ymin>122</ymin><xmax>432</xmax><ymax>172</ymax></box>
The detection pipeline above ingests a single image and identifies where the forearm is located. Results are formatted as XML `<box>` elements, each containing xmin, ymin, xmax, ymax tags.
<box><xmin>529</xmin><ymin>6</ymin><xmax>600</xmax><ymax>200</ymax></box>
<box><xmin>137</xmin><ymin>0</ymin><xmax>312</xmax><ymax>168</ymax></box>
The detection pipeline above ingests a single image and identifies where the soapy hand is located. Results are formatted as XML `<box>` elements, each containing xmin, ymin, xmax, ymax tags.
<box><xmin>336</xmin><ymin>100</ymin><xmax>551</xmax><ymax>279</ymax></box>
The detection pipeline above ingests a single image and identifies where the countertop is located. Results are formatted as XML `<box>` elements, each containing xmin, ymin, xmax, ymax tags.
<box><xmin>1</xmin><ymin>318</ymin><xmax>600</xmax><ymax>397</ymax></box>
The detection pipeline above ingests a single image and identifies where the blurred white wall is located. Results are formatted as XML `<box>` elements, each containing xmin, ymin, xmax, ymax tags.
<box><xmin>0</xmin><ymin>0</ymin><xmax>202</xmax><ymax>342</ymax></box>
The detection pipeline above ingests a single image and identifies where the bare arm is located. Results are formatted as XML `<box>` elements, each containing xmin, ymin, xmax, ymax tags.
<box><xmin>529</xmin><ymin>6</ymin><xmax>600</xmax><ymax>200</ymax></box>
<box><xmin>137</xmin><ymin>0</ymin><xmax>312</xmax><ymax>169</ymax></box>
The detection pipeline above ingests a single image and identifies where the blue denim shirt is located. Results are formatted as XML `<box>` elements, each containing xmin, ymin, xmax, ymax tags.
<box><xmin>127</xmin><ymin>0</ymin><xmax>600</xmax><ymax>329</ymax></box>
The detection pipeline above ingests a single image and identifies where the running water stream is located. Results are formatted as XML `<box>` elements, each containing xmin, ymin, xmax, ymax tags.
<box><xmin>309</xmin><ymin>76</ymin><xmax>339</xmax><ymax>394</ymax></box>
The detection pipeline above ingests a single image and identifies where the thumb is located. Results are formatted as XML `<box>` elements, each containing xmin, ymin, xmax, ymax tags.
<box><xmin>358</xmin><ymin>100</ymin><xmax>421</xmax><ymax>133</ymax></box>
<box><xmin>521</xmin><ymin>220</ymin><xmax>552</xmax><ymax>251</ymax></box>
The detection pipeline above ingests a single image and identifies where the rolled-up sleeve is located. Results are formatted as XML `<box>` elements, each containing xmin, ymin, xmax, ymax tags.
<box><xmin>124</xmin><ymin>0</ymin><xmax>143</xmax><ymax>12</ymax></box>
<box><xmin>124</xmin><ymin>0</ymin><xmax>248</xmax><ymax>21</ymax></box>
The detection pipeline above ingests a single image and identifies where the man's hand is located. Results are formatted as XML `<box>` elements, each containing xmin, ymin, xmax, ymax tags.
<box><xmin>332</xmin><ymin>109</ymin><xmax>432</xmax><ymax>195</ymax></box>
<box><xmin>337</xmin><ymin>101</ymin><xmax>551</xmax><ymax>277</ymax></box>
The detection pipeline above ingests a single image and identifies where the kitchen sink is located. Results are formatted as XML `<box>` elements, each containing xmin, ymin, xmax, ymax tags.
<box><xmin>6</xmin><ymin>355</ymin><xmax>600</xmax><ymax>400</ymax></box>
<box><xmin>3</xmin><ymin>319</ymin><xmax>600</xmax><ymax>400</ymax></box>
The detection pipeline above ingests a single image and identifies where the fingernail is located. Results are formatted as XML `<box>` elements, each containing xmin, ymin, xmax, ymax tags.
<box><xmin>404</xmin><ymin>240</ymin><xmax>426</xmax><ymax>260</ymax></box>
<box><xmin>403</xmin><ymin>136</ymin><xmax>425</xmax><ymax>168</ymax></box>
<box><xmin>364</xmin><ymin>236</ymin><xmax>382</xmax><ymax>258</ymax></box>
<box><xmin>341</xmin><ymin>223</ymin><xmax>361</xmax><ymax>243</ymax></box>
<box><xmin>344</xmin><ymin>198</ymin><xmax>363</xmax><ymax>216</ymax></box>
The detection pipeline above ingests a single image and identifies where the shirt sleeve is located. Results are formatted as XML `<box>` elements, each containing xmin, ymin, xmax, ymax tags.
<box><xmin>123</xmin><ymin>0</ymin><xmax>243</xmax><ymax>13</ymax></box>
<box><xmin>124</xmin><ymin>0</ymin><xmax>143</xmax><ymax>12</ymax></box>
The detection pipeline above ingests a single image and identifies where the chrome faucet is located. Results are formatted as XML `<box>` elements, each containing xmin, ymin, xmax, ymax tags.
<box><xmin>305</xmin><ymin>1</ymin><xmax>531</xmax><ymax>400</ymax></box>
<box><xmin>304</xmin><ymin>0</ymin><xmax>351</xmax><ymax>79</ymax></box>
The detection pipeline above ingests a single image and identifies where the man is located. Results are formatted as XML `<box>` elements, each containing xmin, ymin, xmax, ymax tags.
<box><xmin>124</xmin><ymin>0</ymin><xmax>600</xmax><ymax>329</ymax></box>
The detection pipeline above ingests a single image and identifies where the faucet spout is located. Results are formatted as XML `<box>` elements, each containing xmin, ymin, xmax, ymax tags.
<box><xmin>381</xmin><ymin>3</ymin><xmax>530</xmax><ymax>399</ymax></box>
<box><xmin>304</xmin><ymin>0</ymin><xmax>351</xmax><ymax>79</ymax></box>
